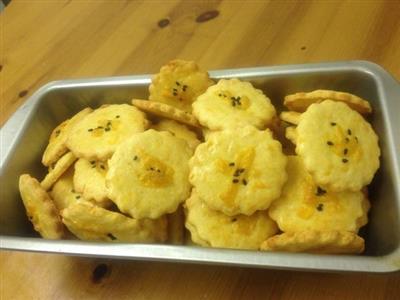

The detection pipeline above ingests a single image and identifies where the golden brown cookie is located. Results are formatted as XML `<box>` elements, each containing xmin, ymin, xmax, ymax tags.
<box><xmin>268</xmin><ymin>156</ymin><xmax>370</xmax><ymax>233</ymax></box>
<box><xmin>260</xmin><ymin>231</ymin><xmax>365</xmax><ymax>254</ymax></box>
<box><xmin>42</xmin><ymin>108</ymin><xmax>92</xmax><ymax>167</ymax></box>
<box><xmin>132</xmin><ymin>99</ymin><xmax>200</xmax><ymax>128</ymax></box>
<box><xmin>67</xmin><ymin>104</ymin><xmax>149</xmax><ymax>161</ymax></box>
<box><xmin>152</xmin><ymin>119</ymin><xmax>200</xmax><ymax>150</ymax></box>
<box><xmin>41</xmin><ymin>152</ymin><xmax>77</xmax><ymax>191</ymax></box>
<box><xmin>19</xmin><ymin>174</ymin><xmax>65</xmax><ymax>239</ymax></box>
<box><xmin>106</xmin><ymin>129</ymin><xmax>192</xmax><ymax>219</ymax></box>
<box><xmin>189</xmin><ymin>126</ymin><xmax>287</xmax><ymax>216</ymax></box>
<box><xmin>73</xmin><ymin>158</ymin><xmax>111</xmax><ymax>206</ymax></box>
<box><xmin>192</xmin><ymin>78</ymin><xmax>277</xmax><ymax>130</ymax></box>
<box><xmin>284</xmin><ymin>89</ymin><xmax>372</xmax><ymax>115</ymax></box>
<box><xmin>61</xmin><ymin>200</ymin><xmax>167</xmax><ymax>243</ymax></box>
<box><xmin>296</xmin><ymin>100</ymin><xmax>380</xmax><ymax>192</ymax></box>
<box><xmin>149</xmin><ymin>59</ymin><xmax>214</xmax><ymax>112</ymax></box>
<box><xmin>185</xmin><ymin>191</ymin><xmax>278</xmax><ymax>249</ymax></box>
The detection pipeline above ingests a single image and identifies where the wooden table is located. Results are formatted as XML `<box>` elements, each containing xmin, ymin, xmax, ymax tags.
<box><xmin>1</xmin><ymin>0</ymin><xmax>399</xmax><ymax>299</ymax></box>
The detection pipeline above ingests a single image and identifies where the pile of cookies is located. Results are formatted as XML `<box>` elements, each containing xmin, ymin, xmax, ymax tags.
<box><xmin>18</xmin><ymin>59</ymin><xmax>380</xmax><ymax>254</ymax></box>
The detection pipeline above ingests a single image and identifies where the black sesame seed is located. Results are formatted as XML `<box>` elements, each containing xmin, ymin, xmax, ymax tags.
<box><xmin>327</xmin><ymin>141</ymin><xmax>334</xmax><ymax>146</ymax></box>
<box><xmin>342</xmin><ymin>158</ymin><xmax>348</xmax><ymax>163</ymax></box>
<box><xmin>157</xmin><ymin>169</ymin><xmax>161</xmax><ymax>173</ymax></box>
<box><xmin>218</xmin><ymin>93</ymin><xmax>222</xmax><ymax>97</ymax></box>
<box><xmin>345</xmin><ymin>137</ymin><xmax>350</xmax><ymax>143</ymax></box>
<box><xmin>316</xmin><ymin>203</ymin><xmax>324</xmax><ymax>211</ymax></box>
<box><xmin>238</xmin><ymin>168</ymin><xmax>245</xmax><ymax>173</ymax></box>
<box><xmin>242</xmin><ymin>179</ymin><xmax>247</xmax><ymax>186</ymax></box>
<box><xmin>231</xmin><ymin>218</ymin><xmax>238</xmax><ymax>222</ymax></box>
<box><xmin>182</xmin><ymin>85</ymin><xmax>187</xmax><ymax>91</ymax></box>
<box><xmin>100</xmin><ymin>165</ymin><xmax>105</xmax><ymax>170</ymax></box>
<box><xmin>330</xmin><ymin>122</ymin><xmax>336</xmax><ymax>126</ymax></box>
<box><xmin>133</xmin><ymin>156</ymin><xmax>138</xmax><ymax>160</ymax></box>
<box><xmin>88</xmin><ymin>128</ymin><xmax>93</xmax><ymax>132</ymax></box>
<box><xmin>173</xmin><ymin>92</ymin><xmax>178</xmax><ymax>96</ymax></box>
<box><xmin>355</xmin><ymin>136</ymin><xmax>359</xmax><ymax>143</ymax></box>
<box><xmin>232</xmin><ymin>179</ymin><xmax>239</xmax><ymax>183</ymax></box>
<box><xmin>176</xmin><ymin>81</ymin><xmax>180</xmax><ymax>86</ymax></box>
<box><xmin>105</xmin><ymin>127</ymin><xmax>110</xmax><ymax>131</ymax></box>
<box><xmin>347</xmin><ymin>129</ymin><xmax>352</xmax><ymax>135</ymax></box>
<box><xmin>173</xmin><ymin>88</ymin><xmax>178</xmax><ymax>92</ymax></box>
<box><xmin>229</xmin><ymin>162</ymin><xmax>235</xmax><ymax>167</ymax></box>
<box><xmin>344</xmin><ymin>148</ymin><xmax>348</xmax><ymax>155</ymax></box>
<box><xmin>75</xmin><ymin>195</ymin><xmax>81</xmax><ymax>199</ymax></box>
<box><xmin>315</xmin><ymin>186</ymin><xmax>327</xmax><ymax>196</ymax></box>
<box><xmin>115</xmin><ymin>115</ymin><xmax>120</xmax><ymax>118</ymax></box>
<box><xmin>90</xmin><ymin>161</ymin><xmax>95</xmax><ymax>164</ymax></box>
<box><xmin>230</xmin><ymin>97</ymin><xmax>236</xmax><ymax>100</ymax></box>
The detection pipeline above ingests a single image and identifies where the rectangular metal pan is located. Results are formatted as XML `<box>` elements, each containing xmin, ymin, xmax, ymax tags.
<box><xmin>1</xmin><ymin>61</ymin><xmax>399</xmax><ymax>273</ymax></box>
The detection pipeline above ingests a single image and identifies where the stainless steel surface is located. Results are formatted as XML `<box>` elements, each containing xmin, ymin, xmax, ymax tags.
<box><xmin>1</xmin><ymin>61</ymin><xmax>399</xmax><ymax>273</ymax></box>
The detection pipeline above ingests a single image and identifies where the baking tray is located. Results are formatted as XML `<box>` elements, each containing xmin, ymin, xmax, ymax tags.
<box><xmin>1</xmin><ymin>61</ymin><xmax>399</xmax><ymax>273</ymax></box>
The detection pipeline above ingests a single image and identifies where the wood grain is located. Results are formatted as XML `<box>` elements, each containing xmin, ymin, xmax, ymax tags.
<box><xmin>1</xmin><ymin>0</ymin><xmax>400</xmax><ymax>299</ymax></box>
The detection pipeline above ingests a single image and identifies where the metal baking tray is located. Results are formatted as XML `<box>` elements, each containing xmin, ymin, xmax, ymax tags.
<box><xmin>1</xmin><ymin>61</ymin><xmax>399</xmax><ymax>273</ymax></box>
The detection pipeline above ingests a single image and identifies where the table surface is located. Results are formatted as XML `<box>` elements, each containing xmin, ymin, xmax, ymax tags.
<box><xmin>1</xmin><ymin>0</ymin><xmax>400</xmax><ymax>299</ymax></box>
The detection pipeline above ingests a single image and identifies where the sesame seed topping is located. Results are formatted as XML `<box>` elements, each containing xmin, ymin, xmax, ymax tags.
<box><xmin>232</xmin><ymin>179</ymin><xmax>239</xmax><ymax>183</ymax></box>
<box><xmin>344</xmin><ymin>148</ymin><xmax>348</xmax><ymax>155</ymax></box>
<box><xmin>330</xmin><ymin>122</ymin><xmax>336</xmax><ymax>126</ymax></box>
<box><xmin>229</xmin><ymin>162</ymin><xmax>235</xmax><ymax>167</ymax></box>
<box><xmin>316</xmin><ymin>203</ymin><xmax>324</xmax><ymax>211</ymax></box>
<box><xmin>347</xmin><ymin>129</ymin><xmax>352</xmax><ymax>135</ymax></box>
<box><xmin>315</xmin><ymin>186</ymin><xmax>326</xmax><ymax>196</ymax></box>
<box><xmin>342</xmin><ymin>158</ymin><xmax>348</xmax><ymax>163</ymax></box>
<box><xmin>327</xmin><ymin>141</ymin><xmax>334</xmax><ymax>146</ymax></box>
<box><xmin>242</xmin><ymin>179</ymin><xmax>247</xmax><ymax>185</ymax></box>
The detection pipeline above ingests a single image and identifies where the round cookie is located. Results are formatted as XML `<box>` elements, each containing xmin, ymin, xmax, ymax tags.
<box><xmin>295</xmin><ymin>100</ymin><xmax>380</xmax><ymax>192</ymax></box>
<box><xmin>260</xmin><ymin>231</ymin><xmax>365</xmax><ymax>254</ymax></box>
<box><xmin>269</xmin><ymin>156</ymin><xmax>370</xmax><ymax>233</ymax></box>
<box><xmin>106</xmin><ymin>129</ymin><xmax>192</xmax><ymax>219</ymax></box>
<box><xmin>192</xmin><ymin>78</ymin><xmax>276</xmax><ymax>130</ymax></box>
<box><xmin>61</xmin><ymin>200</ymin><xmax>167</xmax><ymax>243</ymax></box>
<box><xmin>185</xmin><ymin>191</ymin><xmax>278</xmax><ymax>250</ymax></box>
<box><xmin>152</xmin><ymin>119</ymin><xmax>200</xmax><ymax>150</ymax></box>
<box><xmin>42</xmin><ymin>107</ymin><xmax>92</xmax><ymax>167</ymax></box>
<box><xmin>19</xmin><ymin>174</ymin><xmax>65</xmax><ymax>239</ymax></box>
<box><xmin>284</xmin><ymin>89</ymin><xmax>372</xmax><ymax>115</ymax></box>
<box><xmin>41</xmin><ymin>151</ymin><xmax>77</xmax><ymax>191</ymax></box>
<box><xmin>189</xmin><ymin>126</ymin><xmax>287</xmax><ymax>216</ymax></box>
<box><xmin>73</xmin><ymin>158</ymin><xmax>110</xmax><ymax>205</ymax></box>
<box><xmin>149</xmin><ymin>59</ymin><xmax>214</xmax><ymax>112</ymax></box>
<box><xmin>67</xmin><ymin>104</ymin><xmax>149</xmax><ymax>161</ymax></box>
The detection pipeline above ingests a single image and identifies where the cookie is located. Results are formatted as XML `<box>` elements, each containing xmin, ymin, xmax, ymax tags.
<box><xmin>152</xmin><ymin>119</ymin><xmax>200</xmax><ymax>150</ymax></box>
<box><xmin>189</xmin><ymin>126</ymin><xmax>287</xmax><ymax>216</ymax></box>
<box><xmin>284</xmin><ymin>89</ymin><xmax>372</xmax><ymax>115</ymax></box>
<box><xmin>67</xmin><ymin>104</ymin><xmax>149</xmax><ymax>161</ymax></box>
<box><xmin>106</xmin><ymin>129</ymin><xmax>192</xmax><ymax>219</ymax></box>
<box><xmin>185</xmin><ymin>191</ymin><xmax>278</xmax><ymax>249</ymax></box>
<box><xmin>42</xmin><ymin>108</ymin><xmax>92</xmax><ymax>167</ymax></box>
<box><xmin>61</xmin><ymin>200</ymin><xmax>167</xmax><ymax>243</ymax></box>
<box><xmin>73</xmin><ymin>158</ymin><xmax>111</xmax><ymax>206</ymax></box>
<box><xmin>296</xmin><ymin>100</ymin><xmax>380</xmax><ymax>192</ymax></box>
<box><xmin>132</xmin><ymin>99</ymin><xmax>200</xmax><ymax>128</ymax></box>
<box><xmin>285</xmin><ymin>126</ymin><xmax>297</xmax><ymax>145</ymax></box>
<box><xmin>185</xmin><ymin>220</ymin><xmax>210</xmax><ymax>247</ymax></box>
<box><xmin>41</xmin><ymin>151</ymin><xmax>77</xmax><ymax>191</ymax></box>
<box><xmin>19</xmin><ymin>174</ymin><xmax>64</xmax><ymax>239</ymax></box>
<box><xmin>280</xmin><ymin>111</ymin><xmax>301</xmax><ymax>125</ymax></box>
<box><xmin>269</xmin><ymin>156</ymin><xmax>370</xmax><ymax>233</ymax></box>
<box><xmin>49</xmin><ymin>165</ymin><xmax>82</xmax><ymax>211</ymax></box>
<box><xmin>149</xmin><ymin>59</ymin><xmax>214</xmax><ymax>112</ymax></box>
<box><xmin>192</xmin><ymin>78</ymin><xmax>277</xmax><ymax>130</ymax></box>
<box><xmin>260</xmin><ymin>231</ymin><xmax>365</xmax><ymax>254</ymax></box>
